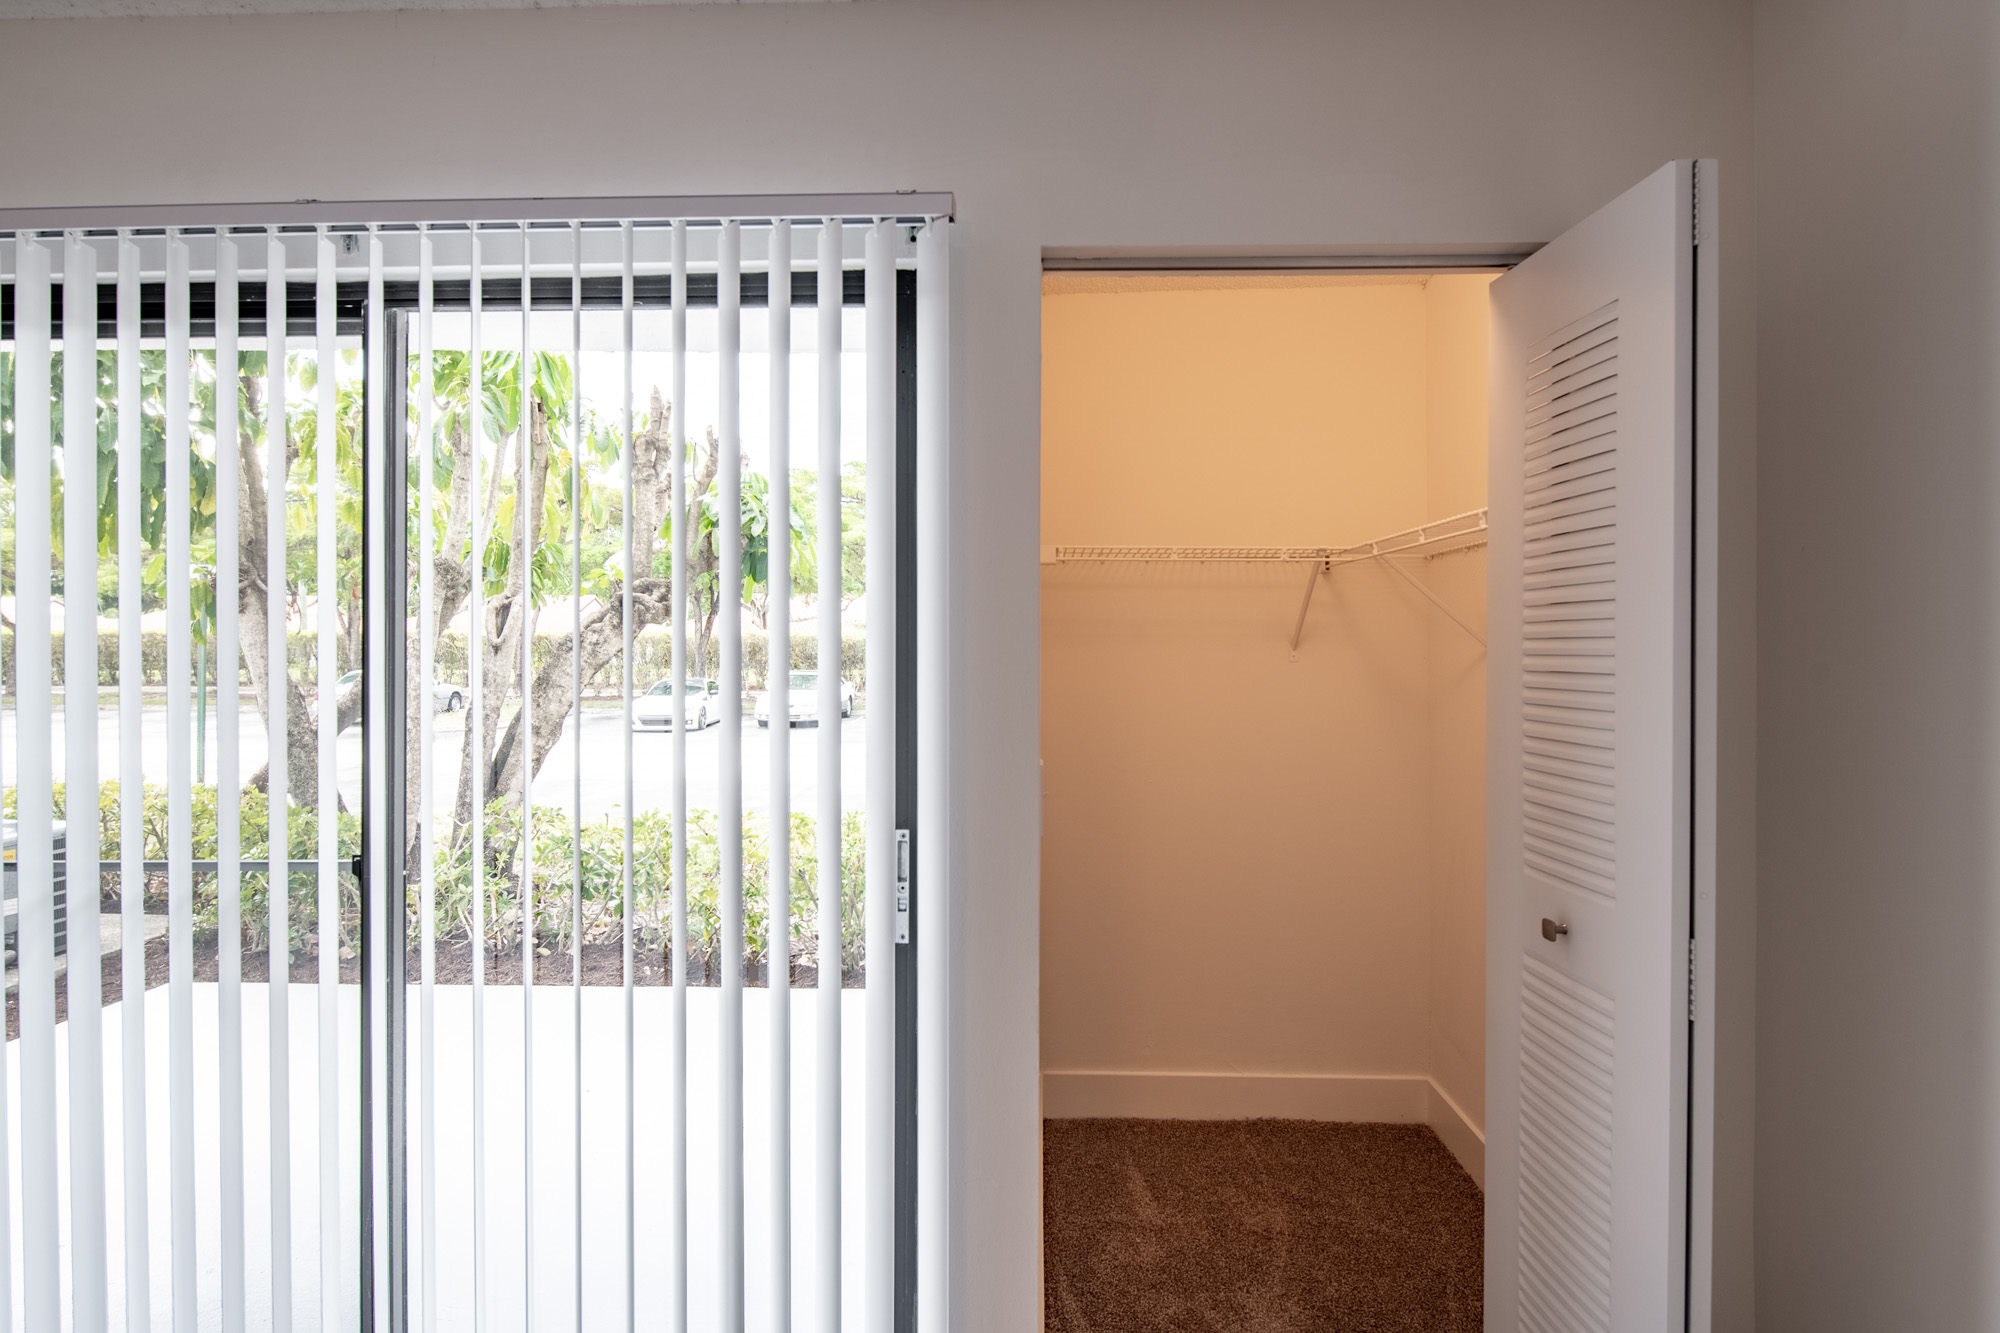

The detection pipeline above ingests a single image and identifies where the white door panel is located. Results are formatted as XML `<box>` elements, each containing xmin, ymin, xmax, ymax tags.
<box><xmin>1488</xmin><ymin>160</ymin><xmax>1705</xmax><ymax>1333</ymax></box>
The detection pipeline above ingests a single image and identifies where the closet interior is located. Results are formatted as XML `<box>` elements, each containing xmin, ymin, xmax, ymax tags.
<box><xmin>1039</xmin><ymin>271</ymin><xmax>1493</xmax><ymax>1329</ymax></box>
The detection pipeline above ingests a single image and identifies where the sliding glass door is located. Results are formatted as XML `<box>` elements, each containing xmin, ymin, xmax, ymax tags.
<box><xmin>2</xmin><ymin>205</ymin><xmax>945</xmax><ymax>1333</ymax></box>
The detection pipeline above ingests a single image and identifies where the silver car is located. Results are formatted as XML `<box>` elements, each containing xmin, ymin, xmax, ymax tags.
<box><xmin>314</xmin><ymin>668</ymin><xmax>464</xmax><ymax>717</ymax></box>
<box><xmin>755</xmin><ymin>671</ymin><xmax>857</xmax><ymax>728</ymax></box>
<box><xmin>634</xmin><ymin>676</ymin><xmax>721</xmax><ymax>731</ymax></box>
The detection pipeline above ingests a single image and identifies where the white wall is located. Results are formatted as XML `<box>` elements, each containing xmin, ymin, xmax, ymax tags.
<box><xmin>1755</xmin><ymin>1</ymin><xmax>2000</xmax><ymax>1328</ymax></box>
<box><xmin>0</xmin><ymin>3</ymin><xmax>1755</xmax><ymax>1327</ymax></box>
<box><xmin>1039</xmin><ymin>276</ymin><xmax>1438</xmax><ymax>1104</ymax></box>
<box><xmin>1423</xmin><ymin>276</ymin><xmax>1491</xmax><ymax>1149</ymax></box>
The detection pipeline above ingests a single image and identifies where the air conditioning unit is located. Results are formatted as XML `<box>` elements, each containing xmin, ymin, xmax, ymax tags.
<box><xmin>2</xmin><ymin>821</ymin><xmax>69</xmax><ymax>963</ymax></box>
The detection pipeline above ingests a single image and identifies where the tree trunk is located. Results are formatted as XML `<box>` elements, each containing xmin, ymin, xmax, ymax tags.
<box><xmin>451</xmin><ymin>398</ymin><xmax>553</xmax><ymax>851</ymax></box>
<box><xmin>396</xmin><ymin>410</ymin><xmax>479</xmax><ymax>866</ymax></box>
<box><xmin>682</xmin><ymin>428</ymin><xmax>722</xmax><ymax>681</ymax></box>
<box><xmin>407</xmin><ymin>379</ymin><xmax>720</xmax><ymax>886</ymax></box>
<box><xmin>235</xmin><ymin>369</ymin><xmax>339</xmax><ymax>810</ymax></box>
<box><xmin>461</xmin><ymin>390</ymin><xmax>713</xmax><ymax>842</ymax></box>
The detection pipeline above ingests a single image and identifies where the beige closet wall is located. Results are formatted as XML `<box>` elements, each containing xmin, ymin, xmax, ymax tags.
<box><xmin>1422</xmin><ymin>276</ymin><xmax>1495</xmax><ymax>1139</ymax></box>
<box><xmin>1041</xmin><ymin>275</ymin><xmax>1487</xmax><ymax>1135</ymax></box>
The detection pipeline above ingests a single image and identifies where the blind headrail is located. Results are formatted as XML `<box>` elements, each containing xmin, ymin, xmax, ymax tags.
<box><xmin>0</xmin><ymin>192</ymin><xmax>955</xmax><ymax>236</ymax></box>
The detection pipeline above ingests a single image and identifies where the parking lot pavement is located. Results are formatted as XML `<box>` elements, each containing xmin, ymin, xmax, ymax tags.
<box><xmin>484</xmin><ymin>704</ymin><xmax>870</xmax><ymax>820</ymax></box>
<box><xmin>13</xmin><ymin>702</ymin><xmax>869</xmax><ymax>822</ymax></box>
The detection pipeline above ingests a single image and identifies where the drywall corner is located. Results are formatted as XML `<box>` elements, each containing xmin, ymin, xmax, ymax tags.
<box><xmin>1427</xmin><ymin>1077</ymin><xmax>1486</xmax><ymax>1187</ymax></box>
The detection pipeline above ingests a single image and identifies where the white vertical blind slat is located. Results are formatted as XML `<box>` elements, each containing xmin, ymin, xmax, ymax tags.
<box><xmin>415</xmin><ymin>224</ymin><xmax>439</xmax><ymax>1333</ymax></box>
<box><xmin>13</xmin><ymin>233</ymin><xmax>60</xmax><ymax>1333</ymax></box>
<box><xmin>363</xmin><ymin>225</ymin><xmax>391</xmax><ymax>1325</ymax></box>
<box><xmin>114</xmin><ymin>230</ymin><xmax>151</xmax><ymax>1333</ymax></box>
<box><xmin>214</xmin><ymin>234</ymin><xmax>247</xmax><ymax>1333</ymax></box>
<box><xmin>0</xmin><ymin>245</ymin><xmax>17</xmax><ymax>1327</ymax></box>
<box><xmin>166</xmin><ymin>228</ymin><xmax>198</xmax><ymax>1333</ymax></box>
<box><xmin>0</xmin><ymin>507</ymin><xmax>6</xmax><ymax>1333</ymax></box>
<box><xmin>914</xmin><ymin>217</ymin><xmax>951</xmax><ymax>1333</ymax></box>
<box><xmin>62</xmin><ymin>230</ymin><xmax>109</xmax><ymax>1333</ymax></box>
<box><xmin>567</xmin><ymin>220</ymin><xmax>586</xmax><ymax>1333</ymax></box>
<box><xmin>312</xmin><ymin>228</ymin><xmax>343</xmax><ymax>1333</ymax></box>
<box><xmin>265</xmin><ymin>229</ymin><xmax>294</xmax><ymax>1333</ymax></box>
<box><xmin>617</xmin><ymin>218</ymin><xmax>636</xmax><ymax>1333</ymax></box>
<box><xmin>716</xmin><ymin>218</ymin><xmax>746</xmax><ymax>1333</ymax></box>
<box><xmin>863</xmin><ymin>220</ymin><xmax>898</xmax><ymax>1333</ymax></box>
<box><xmin>0</xmin><ymin>240</ymin><xmax>19</xmax><ymax>1333</ymax></box>
<box><xmin>517</xmin><ymin>222</ymin><xmax>537</xmax><ymax>1327</ymax></box>
<box><xmin>469</xmin><ymin>224</ymin><xmax>490</xmax><ymax>1333</ymax></box>
<box><xmin>668</xmin><ymin>217</ymin><xmax>691</xmax><ymax>1333</ymax></box>
<box><xmin>766</xmin><ymin>218</ymin><xmax>793</xmax><ymax>1333</ymax></box>
<box><xmin>813</xmin><ymin>218</ymin><xmax>844</xmax><ymax>1333</ymax></box>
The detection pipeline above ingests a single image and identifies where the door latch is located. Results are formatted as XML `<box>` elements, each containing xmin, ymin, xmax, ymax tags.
<box><xmin>895</xmin><ymin>829</ymin><xmax>911</xmax><ymax>945</ymax></box>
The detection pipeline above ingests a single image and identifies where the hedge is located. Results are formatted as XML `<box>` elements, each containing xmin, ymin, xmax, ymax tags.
<box><xmin>6</xmin><ymin>777</ymin><xmax>868</xmax><ymax>983</ymax></box>
<box><xmin>0</xmin><ymin>628</ymin><xmax>354</xmax><ymax>689</ymax></box>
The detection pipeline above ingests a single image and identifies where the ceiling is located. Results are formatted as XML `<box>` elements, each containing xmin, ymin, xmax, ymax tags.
<box><xmin>0</xmin><ymin>0</ymin><xmax>829</xmax><ymax>17</ymax></box>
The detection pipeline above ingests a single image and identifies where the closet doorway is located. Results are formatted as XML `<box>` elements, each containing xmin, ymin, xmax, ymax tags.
<box><xmin>1039</xmin><ymin>269</ymin><xmax>1494</xmax><ymax>1330</ymax></box>
<box><xmin>1041</xmin><ymin>160</ymin><xmax>1721</xmax><ymax>1333</ymax></box>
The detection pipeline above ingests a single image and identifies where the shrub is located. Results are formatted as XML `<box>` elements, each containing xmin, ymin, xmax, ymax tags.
<box><xmin>4</xmin><ymin>778</ymin><xmax>868</xmax><ymax>982</ymax></box>
<box><xmin>0</xmin><ymin>626</ymin><xmax>869</xmax><ymax>701</ymax></box>
<box><xmin>451</xmin><ymin>802</ymin><xmax>867</xmax><ymax>982</ymax></box>
<box><xmin>3</xmin><ymin>778</ymin><xmax>360</xmax><ymax>958</ymax></box>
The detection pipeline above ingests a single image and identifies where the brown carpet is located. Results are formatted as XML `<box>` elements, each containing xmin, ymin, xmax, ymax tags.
<box><xmin>1043</xmin><ymin>1119</ymin><xmax>1482</xmax><ymax>1333</ymax></box>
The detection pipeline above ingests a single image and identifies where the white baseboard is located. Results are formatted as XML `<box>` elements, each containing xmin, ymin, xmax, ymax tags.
<box><xmin>1424</xmin><ymin>1080</ymin><xmax>1484</xmax><ymax>1186</ymax></box>
<box><xmin>1042</xmin><ymin>1069</ymin><xmax>1484</xmax><ymax>1187</ymax></box>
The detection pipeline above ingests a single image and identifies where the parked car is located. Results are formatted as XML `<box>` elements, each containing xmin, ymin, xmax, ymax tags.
<box><xmin>755</xmin><ymin>672</ymin><xmax>856</xmax><ymax>728</ymax></box>
<box><xmin>310</xmin><ymin>669</ymin><xmax>466</xmax><ymax>715</ymax></box>
<box><xmin>310</xmin><ymin>668</ymin><xmax>362</xmax><ymax>707</ymax></box>
<box><xmin>634</xmin><ymin>676</ymin><xmax>721</xmax><ymax>731</ymax></box>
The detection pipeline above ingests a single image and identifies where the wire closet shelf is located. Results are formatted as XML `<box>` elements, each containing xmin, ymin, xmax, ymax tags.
<box><xmin>1043</xmin><ymin>507</ymin><xmax>1490</xmax><ymax>567</ymax></box>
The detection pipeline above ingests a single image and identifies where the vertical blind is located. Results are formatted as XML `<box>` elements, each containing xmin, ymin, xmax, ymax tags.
<box><xmin>0</xmin><ymin>197</ymin><xmax>950</xmax><ymax>1333</ymax></box>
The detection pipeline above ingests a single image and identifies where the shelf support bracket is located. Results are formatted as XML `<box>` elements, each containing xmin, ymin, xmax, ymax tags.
<box><xmin>1375</xmin><ymin>554</ymin><xmax>1485</xmax><ymax>648</ymax></box>
<box><xmin>1289</xmin><ymin>557</ymin><xmax>1327</xmax><ymax>660</ymax></box>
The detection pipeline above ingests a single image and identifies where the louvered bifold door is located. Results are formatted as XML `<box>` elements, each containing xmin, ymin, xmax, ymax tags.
<box><xmin>1486</xmin><ymin>160</ymin><xmax>1709</xmax><ymax>1333</ymax></box>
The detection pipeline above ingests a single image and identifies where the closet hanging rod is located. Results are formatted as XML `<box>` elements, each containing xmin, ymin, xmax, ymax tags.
<box><xmin>1043</xmin><ymin>508</ymin><xmax>1488</xmax><ymax>566</ymax></box>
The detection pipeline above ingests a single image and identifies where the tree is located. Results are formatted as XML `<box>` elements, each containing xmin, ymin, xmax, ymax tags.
<box><xmin>5</xmin><ymin>339</ymin><xmax>830</xmax><ymax>877</ymax></box>
<box><xmin>411</xmin><ymin>362</ymin><xmax>714</xmax><ymax>869</ymax></box>
<box><xmin>786</xmin><ymin>460</ymin><xmax>867</xmax><ymax>614</ymax></box>
<box><xmin>2</xmin><ymin>344</ymin><xmax>349</xmax><ymax>811</ymax></box>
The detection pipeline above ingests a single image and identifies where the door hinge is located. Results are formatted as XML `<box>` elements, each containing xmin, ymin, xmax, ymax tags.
<box><xmin>1692</xmin><ymin>160</ymin><xmax>1708</xmax><ymax>245</ymax></box>
<box><xmin>1688</xmin><ymin>936</ymin><xmax>1698</xmax><ymax>1023</ymax></box>
<box><xmin>894</xmin><ymin>829</ymin><xmax>912</xmax><ymax>945</ymax></box>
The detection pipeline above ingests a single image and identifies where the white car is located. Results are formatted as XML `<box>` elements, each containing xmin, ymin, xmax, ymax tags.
<box><xmin>634</xmin><ymin>676</ymin><xmax>721</xmax><ymax>731</ymax></box>
<box><xmin>755</xmin><ymin>672</ymin><xmax>856</xmax><ymax>728</ymax></box>
<box><xmin>312</xmin><ymin>668</ymin><xmax>464</xmax><ymax>716</ymax></box>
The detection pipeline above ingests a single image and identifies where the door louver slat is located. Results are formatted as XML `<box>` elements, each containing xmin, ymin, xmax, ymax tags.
<box><xmin>1522</xmin><ymin>302</ymin><xmax>1619</xmax><ymax>911</ymax></box>
<box><xmin>1517</xmin><ymin>956</ymin><xmax>1616</xmax><ymax>1332</ymax></box>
